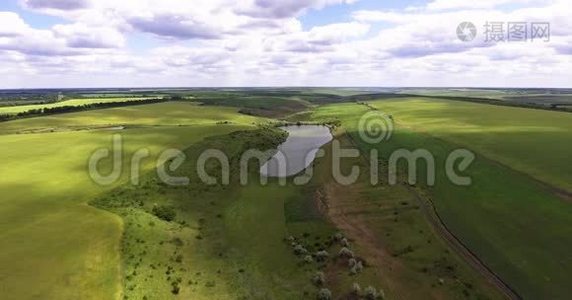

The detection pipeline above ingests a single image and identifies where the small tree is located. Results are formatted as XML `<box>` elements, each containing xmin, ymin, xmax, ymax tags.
<box><xmin>312</xmin><ymin>271</ymin><xmax>325</xmax><ymax>286</ymax></box>
<box><xmin>364</xmin><ymin>286</ymin><xmax>383</xmax><ymax>299</ymax></box>
<box><xmin>352</xmin><ymin>283</ymin><xmax>361</xmax><ymax>295</ymax></box>
<box><xmin>350</xmin><ymin>261</ymin><xmax>363</xmax><ymax>275</ymax></box>
<box><xmin>293</xmin><ymin>244</ymin><xmax>308</xmax><ymax>255</ymax></box>
<box><xmin>338</xmin><ymin>247</ymin><xmax>354</xmax><ymax>258</ymax></box>
<box><xmin>317</xmin><ymin>288</ymin><xmax>332</xmax><ymax>300</ymax></box>
<box><xmin>152</xmin><ymin>205</ymin><xmax>176</xmax><ymax>221</ymax></box>
<box><xmin>315</xmin><ymin>250</ymin><xmax>329</xmax><ymax>262</ymax></box>
<box><xmin>348</xmin><ymin>258</ymin><xmax>357</xmax><ymax>267</ymax></box>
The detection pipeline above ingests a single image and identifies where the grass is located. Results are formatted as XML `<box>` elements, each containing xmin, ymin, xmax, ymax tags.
<box><xmin>312</xmin><ymin>100</ymin><xmax>572</xmax><ymax>299</ymax></box>
<box><xmin>367</xmin><ymin>98</ymin><xmax>572</xmax><ymax>192</ymax></box>
<box><xmin>0</xmin><ymin>97</ymin><xmax>156</xmax><ymax>115</ymax></box>
<box><xmin>0</xmin><ymin>102</ymin><xmax>265</xmax><ymax>299</ymax></box>
<box><xmin>90</xmin><ymin>128</ymin><xmax>319</xmax><ymax>299</ymax></box>
<box><xmin>3</xmin><ymin>93</ymin><xmax>571</xmax><ymax>299</ymax></box>
<box><xmin>0</xmin><ymin>101</ymin><xmax>263</xmax><ymax>135</ymax></box>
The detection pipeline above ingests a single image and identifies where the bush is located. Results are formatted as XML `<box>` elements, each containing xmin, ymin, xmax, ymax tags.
<box><xmin>348</xmin><ymin>258</ymin><xmax>357</xmax><ymax>267</ymax></box>
<box><xmin>333</xmin><ymin>233</ymin><xmax>344</xmax><ymax>241</ymax></box>
<box><xmin>312</xmin><ymin>271</ymin><xmax>325</xmax><ymax>286</ymax></box>
<box><xmin>315</xmin><ymin>250</ymin><xmax>329</xmax><ymax>262</ymax></box>
<box><xmin>364</xmin><ymin>286</ymin><xmax>383</xmax><ymax>299</ymax></box>
<box><xmin>352</xmin><ymin>283</ymin><xmax>361</xmax><ymax>295</ymax></box>
<box><xmin>303</xmin><ymin>255</ymin><xmax>314</xmax><ymax>263</ymax></box>
<box><xmin>350</xmin><ymin>261</ymin><xmax>363</xmax><ymax>275</ymax></box>
<box><xmin>293</xmin><ymin>244</ymin><xmax>308</xmax><ymax>255</ymax></box>
<box><xmin>317</xmin><ymin>288</ymin><xmax>332</xmax><ymax>300</ymax></box>
<box><xmin>171</xmin><ymin>284</ymin><xmax>180</xmax><ymax>295</ymax></box>
<box><xmin>338</xmin><ymin>247</ymin><xmax>354</xmax><ymax>258</ymax></box>
<box><xmin>152</xmin><ymin>205</ymin><xmax>176</xmax><ymax>221</ymax></box>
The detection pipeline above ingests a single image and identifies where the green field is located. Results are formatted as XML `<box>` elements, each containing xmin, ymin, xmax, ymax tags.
<box><xmin>368</xmin><ymin>98</ymin><xmax>572</xmax><ymax>192</ymax></box>
<box><xmin>312</xmin><ymin>99</ymin><xmax>572</xmax><ymax>299</ymax></box>
<box><xmin>0</xmin><ymin>102</ymin><xmax>265</xmax><ymax>299</ymax></box>
<box><xmin>0</xmin><ymin>97</ymin><xmax>158</xmax><ymax>115</ymax></box>
<box><xmin>2</xmin><ymin>92</ymin><xmax>572</xmax><ymax>300</ymax></box>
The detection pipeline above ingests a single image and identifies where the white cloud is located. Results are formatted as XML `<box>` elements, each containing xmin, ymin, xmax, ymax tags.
<box><xmin>53</xmin><ymin>23</ymin><xmax>125</xmax><ymax>48</ymax></box>
<box><xmin>0</xmin><ymin>0</ymin><xmax>571</xmax><ymax>87</ymax></box>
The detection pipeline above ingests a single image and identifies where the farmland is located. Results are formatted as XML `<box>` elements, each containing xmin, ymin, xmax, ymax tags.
<box><xmin>0</xmin><ymin>97</ymin><xmax>157</xmax><ymax>115</ymax></box>
<box><xmin>0</xmin><ymin>89</ymin><xmax>571</xmax><ymax>299</ymax></box>
<box><xmin>0</xmin><ymin>101</ymin><xmax>264</xmax><ymax>299</ymax></box>
<box><xmin>312</xmin><ymin>98</ymin><xmax>572</xmax><ymax>299</ymax></box>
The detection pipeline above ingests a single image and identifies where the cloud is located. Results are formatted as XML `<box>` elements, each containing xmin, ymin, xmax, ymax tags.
<box><xmin>53</xmin><ymin>23</ymin><xmax>125</xmax><ymax>48</ymax></box>
<box><xmin>236</xmin><ymin>0</ymin><xmax>358</xmax><ymax>18</ymax></box>
<box><xmin>0</xmin><ymin>12</ymin><xmax>31</xmax><ymax>36</ymax></box>
<box><xmin>423</xmin><ymin>0</ymin><xmax>543</xmax><ymax>11</ymax></box>
<box><xmin>1</xmin><ymin>0</ymin><xmax>571</xmax><ymax>88</ymax></box>
<box><xmin>263</xmin><ymin>22</ymin><xmax>369</xmax><ymax>52</ymax></box>
<box><xmin>128</xmin><ymin>14</ymin><xmax>221</xmax><ymax>40</ymax></box>
<box><xmin>23</xmin><ymin>0</ymin><xmax>90</xmax><ymax>10</ymax></box>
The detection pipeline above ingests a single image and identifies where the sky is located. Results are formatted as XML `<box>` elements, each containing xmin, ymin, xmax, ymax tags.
<box><xmin>0</xmin><ymin>0</ymin><xmax>570</xmax><ymax>88</ymax></box>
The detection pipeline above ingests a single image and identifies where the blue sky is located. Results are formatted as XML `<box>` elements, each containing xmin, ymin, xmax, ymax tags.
<box><xmin>0</xmin><ymin>0</ymin><xmax>570</xmax><ymax>88</ymax></box>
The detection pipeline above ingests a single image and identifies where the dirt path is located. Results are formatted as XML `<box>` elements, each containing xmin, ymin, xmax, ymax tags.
<box><xmin>335</xmin><ymin>130</ymin><xmax>519</xmax><ymax>300</ymax></box>
<box><xmin>320</xmin><ymin>183</ymin><xmax>404</xmax><ymax>299</ymax></box>
<box><xmin>402</xmin><ymin>186</ymin><xmax>521</xmax><ymax>300</ymax></box>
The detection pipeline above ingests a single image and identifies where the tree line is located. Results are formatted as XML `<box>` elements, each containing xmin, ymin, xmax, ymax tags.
<box><xmin>0</xmin><ymin>98</ymin><xmax>168</xmax><ymax>122</ymax></box>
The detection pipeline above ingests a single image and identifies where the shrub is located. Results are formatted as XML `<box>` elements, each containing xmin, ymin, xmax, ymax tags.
<box><xmin>152</xmin><ymin>205</ymin><xmax>176</xmax><ymax>221</ymax></box>
<box><xmin>171</xmin><ymin>284</ymin><xmax>180</xmax><ymax>295</ymax></box>
<box><xmin>348</xmin><ymin>258</ymin><xmax>357</xmax><ymax>267</ymax></box>
<box><xmin>315</xmin><ymin>250</ymin><xmax>329</xmax><ymax>262</ymax></box>
<box><xmin>352</xmin><ymin>283</ymin><xmax>361</xmax><ymax>295</ymax></box>
<box><xmin>350</xmin><ymin>261</ymin><xmax>363</xmax><ymax>275</ymax></box>
<box><xmin>364</xmin><ymin>286</ymin><xmax>383</xmax><ymax>299</ymax></box>
<box><xmin>317</xmin><ymin>288</ymin><xmax>332</xmax><ymax>300</ymax></box>
<box><xmin>338</xmin><ymin>247</ymin><xmax>354</xmax><ymax>258</ymax></box>
<box><xmin>333</xmin><ymin>233</ymin><xmax>343</xmax><ymax>241</ymax></box>
<box><xmin>303</xmin><ymin>255</ymin><xmax>314</xmax><ymax>263</ymax></box>
<box><xmin>293</xmin><ymin>244</ymin><xmax>308</xmax><ymax>255</ymax></box>
<box><xmin>312</xmin><ymin>271</ymin><xmax>325</xmax><ymax>286</ymax></box>
<box><xmin>340</xmin><ymin>238</ymin><xmax>350</xmax><ymax>247</ymax></box>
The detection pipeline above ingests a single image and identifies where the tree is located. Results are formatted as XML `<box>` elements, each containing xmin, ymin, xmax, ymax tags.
<box><xmin>317</xmin><ymin>288</ymin><xmax>332</xmax><ymax>300</ymax></box>
<box><xmin>152</xmin><ymin>205</ymin><xmax>176</xmax><ymax>221</ymax></box>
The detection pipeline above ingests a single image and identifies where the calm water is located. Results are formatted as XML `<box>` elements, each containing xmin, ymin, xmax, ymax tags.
<box><xmin>260</xmin><ymin>125</ymin><xmax>332</xmax><ymax>177</ymax></box>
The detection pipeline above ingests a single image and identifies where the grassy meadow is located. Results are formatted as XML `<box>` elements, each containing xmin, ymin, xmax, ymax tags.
<box><xmin>312</xmin><ymin>99</ymin><xmax>572</xmax><ymax>299</ymax></box>
<box><xmin>368</xmin><ymin>98</ymin><xmax>572</xmax><ymax>192</ymax></box>
<box><xmin>0</xmin><ymin>102</ymin><xmax>265</xmax><ymax>299</ymax></box>
<box><xmin>0</xmin><ymin>97</ymin><xmax>156</xmax><ymax>115</ymax></box>
<box><xmin>2</xmin><ymin>91</ymin><xmax>571</xmax><ymax>300</ymax></box>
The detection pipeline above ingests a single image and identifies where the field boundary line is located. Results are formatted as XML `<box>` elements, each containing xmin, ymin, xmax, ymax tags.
<box><xmin>342</xmin><ymin>128</ymin><xmax>521</xmax><ymax>300</ymax></box>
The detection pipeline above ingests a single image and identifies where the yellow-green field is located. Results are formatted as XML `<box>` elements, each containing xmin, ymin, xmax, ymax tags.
<box><xmin>369</xmin><ymin>98</ymin><xmax>572</xmax><ymax>192</ymax></box>
<box><xmin>0</xmin><ymin>97</ymin><xmax>155</xmax><ymax>115</ymax></box>
<box><xmin>3</xmin><ymin>95</ymin><xmax>572</xmax><ymax>300</ymax></box>
<box><xmin>312</xmin><ymin>99</ymin><xmax>572</xmax><ymax>299</ymax></box>
<box><xmin>0</xmin><ymin>102</ymin><xmax>265</xmax><ymax>299</ymax></box>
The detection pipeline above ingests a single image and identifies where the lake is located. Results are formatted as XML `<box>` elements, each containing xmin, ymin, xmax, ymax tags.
<box><xmin>260</xmin><ymin>125</ymin><xmax>333</xmax><ymax>177</ymax></box>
